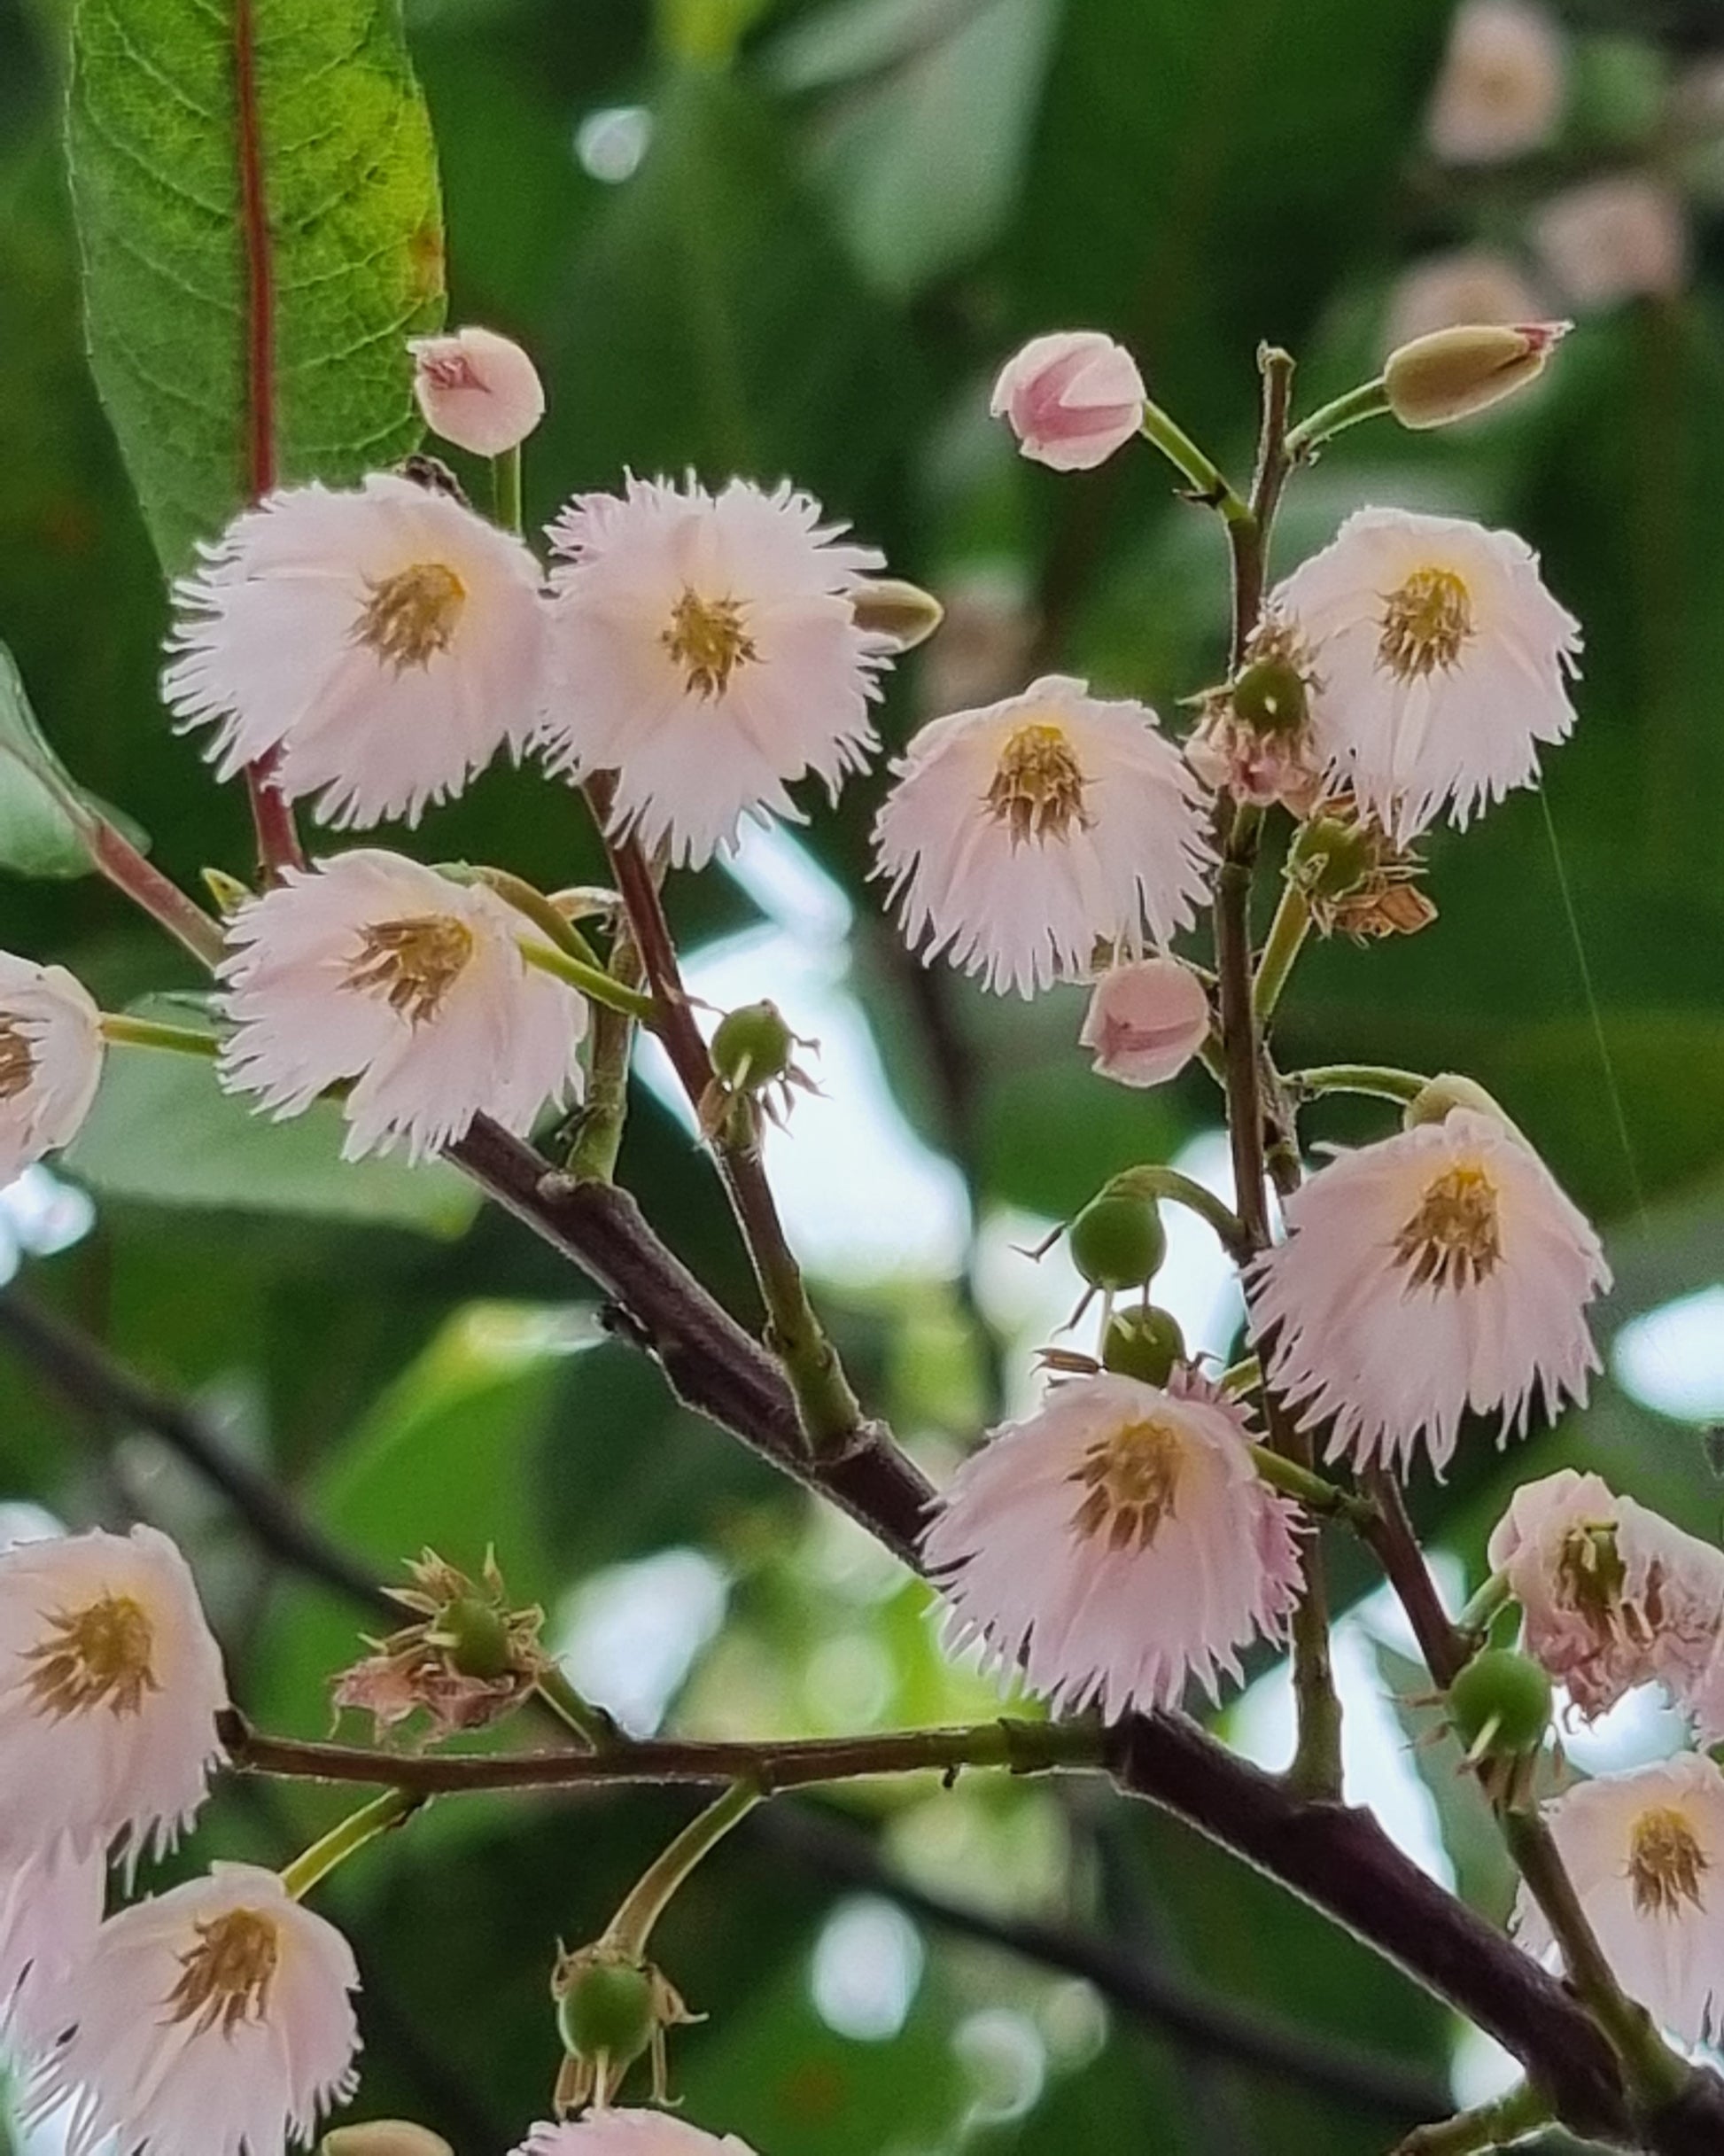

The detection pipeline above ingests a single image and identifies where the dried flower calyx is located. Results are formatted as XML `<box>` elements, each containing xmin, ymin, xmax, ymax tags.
<box><xmin>1288</xmin><ymin>800</ymin><xmax>1437</xmax><ymax>941</ymax></box>
<box><xmin>331</xmin><ymin>1550</ymin><xmax>547</xmax><ymax>1745</ymax></box>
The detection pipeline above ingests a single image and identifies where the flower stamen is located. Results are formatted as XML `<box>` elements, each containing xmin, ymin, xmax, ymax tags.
<box><xmin>23</xmin><ymin>1592</ymin><xmax>159</xmax><ymax>1717</ymax></box>
<box><xmin>1393</xmin><ymin>1162</ymin><xmax>1502</xmax><ymax>1290</ymax></box>
<box><xmin>1068</xmin><ymin>1415</ymin><xmax>1184</xmax><ymax>1551</ymax></box>
<box><xmin>345</xmin><ymin>915</ymin><xmax>476</xmax><ymax>1025</ymax></box>
<box><xmin>1378</xmin><ymin>565</ymin><xmax>1474</xmax><ymax>680</ymax></box>
<box><xmin>1627</xmin><ymin>1807</ymin><xmax>1710</xmax><ymax>1919</ymax></box>
<box><xmin>984</xmin><ymin>721</ymin><xmax>1091</xmax><ymax>845</ymax></box>
<box><xmin>0</xmin><ymin>1017</ymin><xmax>35</xmax><ymax>1103</ymax></box>
<box><xmin>663</xmin><ymin>590</ymin><xmax>757</xmax><ymax>701</ymax></box>
<box><xmin>165</xmin><ymin>1908</ymin><xmax>280</xmax><ymax>2035</ymax></box>
<box><xmin>354</xmin><ymin>563</ymin><xmax>467</xmax><ymax>671</ymax></box>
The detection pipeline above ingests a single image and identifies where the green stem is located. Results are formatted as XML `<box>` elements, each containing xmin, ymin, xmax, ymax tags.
<box><xmin>471</xmin><ymin>867</ymin><xmax>606</xmax><ymax>969</ymax></box>
<box><xmin>518</xmin><ymin>939</ymin><xmax>659</xmax><ymax>1024</ymax></box>
<box><xmin>1395</xmin><ymin>2079</ymin><xmax>1549</xmax><ymax>2155</ymax></box>
<box><xmin>1102</xmin><ymin>1164</ymin><xmax>1251</xmax><ymax>1264</ymax></box>
<box><xmin>568</xmin><ymin>924</ymin><xmax>643</xmax><ymax>1184</ymax></box>
<box><xmin>1456</xmin><ymin>1569</ymin><xmax>1513</xmax><ymax>1642</ymax></box>
<box><xmin>1139</xmin><ymin>401</ymin><xmax>1253</xmax><ymax>526</ymax></box>
<box><xmin>535</xmin><ymin>1665</ymin><xmax>620</xmax><ymax>1750</ymax></box>
<box><xmin>98</xmin><ymin>1014</ymin><xmax>222</xmax><ymax>1058</ymax></box>
<box><xmin>493</xmin><ymin>444</ymin><xmax>523</xmax><ymax>536</ymax></box>
<box><xmin>1285</xmin><ymin>1064</ymin><xmax>1428</xmax><ymax>1106</ymax></box>
<box><xmin>279</xmin><ymin>1786</ymin><xmax>420</xmax><ymax>1900</ymax></box>
<box><xmin>1252</xmin><ymin>882</ymin><xmax>1313</xmax><ymax>1024</ymax></box>
<box><xmin>601</xmin><ymin>1782</ymin><xmax>761</xmax><ymax>1960</ymax></box>
<box><xmin>1248</xmin><ymin>1444</ymin><xmax>1375</xmax><ymax>1526</ymax></box>
<box><xmin>1285</xmin><ymin>377</ymin><xmax>1391</xmax><ymax>461</ymax></box>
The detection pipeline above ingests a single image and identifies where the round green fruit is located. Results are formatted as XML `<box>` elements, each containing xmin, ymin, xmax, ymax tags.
<box><xmin>1068</xmin><ymin>1193</ymin><xmax>1167</xmax><ymax>1293</ymax></box>
<box><xmin>1448</xmin><ymin>1648</ymin><xmax>1552</xmax><ymax>1759</ymax></box>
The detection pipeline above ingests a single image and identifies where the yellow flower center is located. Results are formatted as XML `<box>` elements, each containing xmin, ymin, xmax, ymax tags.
<box><xmin>1378</xmin><ymin>565</ymin><xmax>1474</xmax><ymax>680</ymax></box>
<box><xmin>345</xmin><ymin>915</ymin><xmax>476</xmax><ymax>1025</ymax></box>
<box><xmin>1068</xmin><ymin>1415</ymin><xmax>1184</xmax><ymax>1552</ymax></box>
<box><xmin>1555</xmin><ymin>1522</ymin><xmax>1630</xmax><ymax>1629</ymax></box>
<box><xmin>23</xmin><ymin>1592</ymin><xmax>159</xmax><ymax>1717</ymax></box>
<box><xmin>0</xmin><ymin>1018</ymin><xmax>35</xmax><ymax>1104</ymax></box>
<box><xmin>985</xmin><ymin>721</ymin><xmax>1091</xmax><ymax>845</ymax></box>
<box><xmin>355</xmin><ymin>562</ymin><xmax>467</xmax><ymax>671</ymax></box>
<box><xmin>663</xmin><ymin>589</ymin><xmax>757</xmax><ymax>700</ymax></box>
<box><xmin>166</xmin><ymin>1908</ymin><xmax>281</xmax><ymax>2035</ymax></box>
<box><xmin>1393</xmin><ymin>1162</ymin><xmax>1502</xmax><ymax>1291</ymax></box>
<box><xmin>1627</xmin><ymin>1806</ymin><xmax>1709</xmax><ymax>1919</ymax></box>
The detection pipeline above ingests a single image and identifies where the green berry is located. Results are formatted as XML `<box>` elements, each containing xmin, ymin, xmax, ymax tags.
<box><xmin>1448</xmin><ymin>1648</ymin><xmax>1552</xmax><ymax>1760</ymax></box>
<box><xmin>1068</xmin><ymin>1193</ymin><xmax>1167</xmax><ymax>1293</ymax></box>
<box><xmin>1101</xmin><ymin>1306</ymin><xmax>1186</xmax><ymax>1387</ymax></box>
<box><xmin>711</xmin><ymin>1001</ymin><xmax>796</xmax><ymax>1092</ymax></box>
<box><xmin>1231</xmin><ymin>657</ymin><xmax>1308</xmax><ymax>737</ymax></box>
<box><xmin>556</xmin><ymin>1957</ymin><xmax>656</xmax><ymax>2068</ymax></box>
<box><xmin>439</xmin><ymin>1595</ymin><xmax>513</xmax><ymax>1681</ymax></box>
<box><xmin>1289</xmin><ymin>816</ymin><xmax>1374</xmax><ymax>901</ymax></box>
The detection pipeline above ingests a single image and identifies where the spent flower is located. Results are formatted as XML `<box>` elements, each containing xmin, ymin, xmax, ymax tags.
<box><xmin>332</xmin><ymin>1550</ymin><xmax>547</xmax><ymax>1746</ymax></box>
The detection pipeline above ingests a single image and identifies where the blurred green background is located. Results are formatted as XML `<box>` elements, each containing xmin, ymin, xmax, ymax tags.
<box><xmin>1</xmin><ymin>0</ymin><xmax>1722</xmax><ymax>2149</ymax></box>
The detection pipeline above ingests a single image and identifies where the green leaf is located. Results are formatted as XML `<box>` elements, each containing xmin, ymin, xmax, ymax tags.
<box><xmin>0</xmin><ymin>640</ymin><xmax>147</xmax><ymax>879</ymax></box>
<box><xmin>61</xmin><ymin>1028</ymin><xmax>477</xmax><ymax>1235</ymax></box>
<box><xmin>66</xmin><ymin>0</ymin><xmax>446</xmax><ymax>571</ymax></box>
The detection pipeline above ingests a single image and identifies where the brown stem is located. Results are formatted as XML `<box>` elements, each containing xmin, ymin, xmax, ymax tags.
<box><xmin>91</xmin><ymin>821</ymin><xmax>226</xmax><ymax>969</ymax></box>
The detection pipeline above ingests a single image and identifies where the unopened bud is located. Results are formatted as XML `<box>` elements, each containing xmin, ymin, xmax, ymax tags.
<box><xmin>1448</xmin><ymin>1647</ymin><xmax>1552</xmax><ymax>1762</ymax></box>
<box><xmin>1100</xmin><ymin>1305</ymin><xmax>1185</xmax><ymax>1387</ymax></box>
<box><xmin>1385</xmin><ymin>321</ymin><xmax>1569</xmax><ymax>430</ymax></box>
<box><xmin>990</xmin><ymin>331</ymin><xmax>1146</xmax><ymax>473</ymax></box>
<box><xmin>1068</xmin><ymin>1191</ymin><xmax>1167</xmax><ymax>1294</ymax></box>
<box><xmin>1405</xmin><ymin>1072</ymin><xmax>1513</xmax><ymax>1132</ymax></box>
<box><xmin>322</xmin><ymin>2125</ymin><xmax>452</xmax><ymax>2156</ymax></box>
<box><xmin>1080</xmin><ymin>958</ymin><xmax>1210</xmax><ymax>1089</ymax></box>
<box><xmin>851</xmin><ymin>578</ymin><xmax>944</xmax><ymax>655</ymax></box>
<box><xmin>1230</xmin><ymin>656</ymin><xmax>1309</xmax><ymax>737</ymax></box>
<box><xmin>409</xmin><ymin>326</ymin><xmax>546</xmax><ymax>457</ymax></box>
<box><xmin>202</xmin><ymin>866</ymin><xmax>253</xmax><ymax>915</ymax></box>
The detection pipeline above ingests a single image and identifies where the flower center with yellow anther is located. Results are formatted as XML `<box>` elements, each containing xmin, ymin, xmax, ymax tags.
<box><xmin>355</xmin><ymin>563</ymin><xmax>467</xmax><ymax>671</ymax></box>
<box><xmin>24</xmin><ymin>1592</ymin><xmax>158</xmax><ymax>1717</ymax></box>
<box><xmin>166</xmin><ymin>1909</ymin><xmax>280</xmax><ymax>2035</ymax></box>
<box><xmin>1068</xmin><ymin>1416</ymin><xmax>1184</xmax><ymax>1552</ymax></box>
<box><xmin>662</xmin><ymin>589</ymin><xmax>757</xmax><ymax>700</ymax></box>
<box><xmin>1393</xmin><ymin>1162</ymin><xmax>1502</xmax><ymax>1290</ymax></box>
<box><xmin>985</xmin><ymin>722</ymin><xmax>1091</xmax><ymax>845</ymax></box>
<box><xmin>1556</xmin><ymin>1522</ymin><xmax>1630</xmax><ymax>1630</ymax></box>
<box><xmin>1378</xmin><ymin>566</ymin><xmax>1474</xmax><ymax>680</ymax></box>
<box><xmin>1627</xmin><ymin>1807</ymin><xmax>1710</xmax><ymax>1919</ymax></box>
<box><xmin>345</xmin><ymin>915</ymin><xmax>475</xmax><ymax>1025</ymax></box>
<box><xmin>0</xmin><ymin>1018</ymin><xmax>35</xmax><ymax>1104</ymax></box>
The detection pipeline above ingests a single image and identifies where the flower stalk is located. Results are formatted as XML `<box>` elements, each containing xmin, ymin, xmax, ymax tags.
<box><xmin>278</xmin><ymin>1785</ymin><xmax>421</xmax><ymax>1901</ymax></box>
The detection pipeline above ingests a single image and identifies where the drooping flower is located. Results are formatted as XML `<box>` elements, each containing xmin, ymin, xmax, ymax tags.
<box><xmin>1248</xmin><ymin>1107</ymin><xmax>1609</xmax><ymax>1477</ymax></box>
<box><xmin>1533</xmin><ymin>174</ymin><xmax>1688</xmax><ymax>312</ymax></box>
<box><xmin>27</xmin><ymin>1862</ymin><xmax>361</xmax><ymax>2156</ymax></box>
<box><xmin>409</xmin><ymin>326</ymin><xmax>546</xmax><ymax>456</ymax></box>
<box><xmin>1080</xmin><ymin>959</ymin><xmax>1211</xmax><ymax>1088</ymax></box>
<box><xmin>990</xmin><ymin>332</ymin><xmax>1147</xmax><ymax>472</ymax></box>
<box><xmin>1426</xmin><ymin>0</ymin><xmax>1566</xmax><ymax>166</ymax></box>
<box><xmin>874</xmin><ymin>675</ymin><xmax>1211</xmax><ymax>998</ymax></box>
<box><xmin>1270</xmin><ymin>507</ymin><xmax>1582</xmax><ymax>841</ymax></box>
<box><xmin>165</xmin><ymin>475</ymin><xmax>550</xmax><ymax>829</ymax></box>
<box><xmin>0</xmin><ymin>1524</ymin><xmax>227</xmax><ymax>1869</ymax></box>
<box><xmin>513</xmin><ymin>2116</ymin><xmax>756</xmax><ymax>2156</ymax></box>
<box><xmin>921</xmin><ymin>1370</ymin><xmax>1304</xmax><ymax>1718</ymax></box>
<box><xmin>540</xmin><ymin>475</ymin><xmax>889</xmax><ymax>868</ymax></box>
<box><xmin>218</xmin><ymin>851</ymin><xmax>586</xmax><ymax>1163</ymax></box>
<box><xmin>1516</xmin><ymin>1755</ymin><xmax>1724</xmax><ymax>2046</ymax></box>
<box><xmin>0</xmin><ymin>954</ymin><xmax>105</xmax><ymax>1185</ymax></box>
<box><xmin>1489</xmin><ymin>1470</ymin><xmax>1724</xmax><ymax>1731</ymax></box>
<box><xmin>0</xmin><ymin>1846</ymin><xmax>105</xmax><ymax>2053</ymax></box>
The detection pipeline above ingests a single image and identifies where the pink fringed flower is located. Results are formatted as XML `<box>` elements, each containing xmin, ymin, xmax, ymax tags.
<box><xmin>990</xmin><ymin>333</ymin><xmax>1146</xmax><ymax>471</ymax></box>
<box><xmin>513</xmin><ymin>2117</ymin><xmax>757</xmax><ymax>2156</ymax></box>
<box><xmin>410</xmin><ymin>326</ymin><xmax>546</xmax><ymax>456</ymax></box>
<box><xmin>218</xmin><ymin>851</ymin><xmax>586</xmax><ymax>1163</ymax></box>
<box><xmin>1270</xmin><ymin>508</ymin><xmax>1581</xmax><ymax>841</ymax></box>
<box><xmin>0</xmin><ymin>953</ymin><xmax>105</xmax><ymax>1183</ymax></box>
<box><xmin>921</xmin><ymin>1371</ymin><xmax>1304</xmax><ymax>1718</ymax></box>
<box><xmin>165</xmin><ymin>475</ymin><xmax>550</xmax><ymax>829</ymax></box>
<box><xmin>1516</xmin><ymin>1755</ymin><xmax>1724</xmax><ymax>2046</ymax></box>
<box><xmin>1249</xmin><ymin>1108</ymin><xmax>1609</xmax><ymax>1476</ymax></box>
<box><xmin>0</xmin><ymin>1846</ymin><xmax>105</xmax><ymax>2054</ymax></box>
<box><xmin>1489</xmin><ymin>1469</ymin><xmax>1724</xmax><ymax>1727</ymax></box>
<box><xmin>0</xmin><ymin>1524</ymin><xmax>227</xmax><ymax>1869</ymax></box>
<box><xmin>1427</xmin><ymin>0</ymin><xmax>1566</xmax><ymax>167</ymax></box>
<box><xmin>874</xmin><ymin>675</ymin><xmax>1211</xmax><ymax>998</ymax></box>
<box><xmin>540</xmin><ymin>476</ymin><xmax>889</xmax><ymax>868</ymax></box>
<box><xmin>27</xmin><ymin>1862</ymin><xmax>361</xmax><ymax>2156</ymax></box>
<box><xmin>1079</xmin><ymin>958</ymin><xmax>1211</xmax><ymax>1088</ymax></box>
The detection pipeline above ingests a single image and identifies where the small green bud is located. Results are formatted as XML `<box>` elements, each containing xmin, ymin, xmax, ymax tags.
<box><xmin>1385</xmin><ymin>322</ymin><xmax>1569</xmax><ymax>432</ymax></box>
<box><xmin>556</xmin><ymin>1954</ymin><xmax>657</xmax><ymax>2071</ymax></box>
<box><xmin>202</xmin><ymin>866</ymin><xmax>254</xmax><ymax>915</ymax></box>
<box><xmin>1100</xmin><ymin>1305</ymin><xmax>1186</xmax><ymax>1387</ymax></box>
<box><xmin>850</xmin><ymin>576</ymin><xmax>945</xmax><ymax>654</ymax></box>
<box><xmin>1448</xmin><ymin>1648</ymin><xmax>1553</xmax><ymax>1761</ymax></box>
<box><xmin>711</xmin><ymin>1000</ymin><xmax>797</xmax><ymax>1093</ymax></box>
<box><xmin>322</xmin><ymin>2125</ymin><xmax>452</xmax><ymax>2156</ymax></box>
<box><xmin>1404</xmin><ymin>1072</ymin><xmax>1513</xmax><ymax>1132</ymax></box>
<box><xmin>1068</xmin><ymin>1192</ymin><xmax>1167</xmax><ymax>1293</ymax></box>
<box><xmin>1288</xmin><ymin>816</ymin><xmax>1375</xmax><ymax>902</ymax></box>
<box><xmin>1230</xmin><ymin>657</ymin><xmax>1308</xmax><ymax>738</ymax></box>
<box><xmin>437</xmin><ymin>1593</ymin><xmax>514</xmax><ymax>1681</ymax></box>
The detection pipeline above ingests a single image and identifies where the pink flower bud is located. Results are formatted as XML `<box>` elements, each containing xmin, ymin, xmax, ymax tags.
<box><xmin>409</xmin><ymin>326</ymin><xmax>545</xmax><ymax>456</ymax></box>
<box><xmin>990</xmin><ymin>332</ymin><xmax>1146</xmax><ymax>472</ymax></box>
<box><xmin>1079</xmin><ymin>958</ymin><xmax>1210</xmax><ymax>1088</ymax></box>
